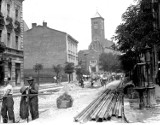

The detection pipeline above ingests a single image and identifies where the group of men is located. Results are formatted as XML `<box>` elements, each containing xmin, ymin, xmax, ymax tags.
<box><xmin>0</xmin><ymin>76</ymin><xmax>39</xmax><ymax>123</ymax></box>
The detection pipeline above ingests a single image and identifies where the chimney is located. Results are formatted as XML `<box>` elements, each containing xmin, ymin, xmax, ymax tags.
<box><xmin>32</xmin><ymin>23</ymin><xmax>37</xmax><ymax>28</ymax></box>
<box><xmin>43</xmin><ymin>22</ymin><xmax>47</xmax><ymax>27</ymax></box>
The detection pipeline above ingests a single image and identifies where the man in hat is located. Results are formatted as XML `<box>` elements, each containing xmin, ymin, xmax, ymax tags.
<box><xmin>1</xmin><ymin>77</ymin><xmax>15</xmax><ymax>123</ymax></box>
<box><xmin>27</xmin><ymin>76</ymin><xmax>39</xmax><ymax>120</ymax></box>
<box><xmin>19</xmin><ymin>85</ymin><xmax>29</xmax><ymax>122</ymax></box>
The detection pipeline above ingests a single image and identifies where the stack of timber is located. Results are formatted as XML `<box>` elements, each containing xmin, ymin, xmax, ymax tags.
<box><xmin>74</xmin><ymin>80</ymin><xmax>129</xmax><ymax>123</ymax></box>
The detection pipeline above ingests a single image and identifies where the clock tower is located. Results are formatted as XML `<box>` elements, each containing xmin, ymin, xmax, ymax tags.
<box><xmin>79</xmin><ymin>11</ymin><xmax>114</xmax><ymax>74</ymax></box>
<box><xmin>91</xmin><ymin>11</ymin><xmax>105</xmax><ymax>45</ymax></box>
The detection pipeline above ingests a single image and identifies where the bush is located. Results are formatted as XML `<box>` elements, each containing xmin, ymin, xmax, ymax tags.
<box><xmin>56</xmin><ymin>92</ymin><xmax>73</xmax><ymax>109</ymax></box>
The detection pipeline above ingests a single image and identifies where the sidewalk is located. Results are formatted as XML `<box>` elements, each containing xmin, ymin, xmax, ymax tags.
<box><xmin>123</xmin><ymin>82</ymin><xmax>160</xmax><ymax>123</ymax></box>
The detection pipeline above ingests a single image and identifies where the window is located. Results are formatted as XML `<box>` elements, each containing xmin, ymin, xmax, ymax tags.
<box><xmin>7</xmin><ymin>32</ymin><xmax>10</xmax><ymax>47</ymax></box>
<box><xmin>15</xmin><ymin>9</ymin><xmax>18</xmax><ymax>19</ymax></box>
<box><xmin>7</xmin><ymin>4</ymin><xmax>10</xmax><ymax>16</ymax></box>
<box><xmin>8</xmin><ymin>61</ymin><xmax>12</xmax><ymax>79</ymax></box>
<box><xmin>15</xmin><ymin>36</ymin><xmax>18</xmax><ymax>50</ymax></box>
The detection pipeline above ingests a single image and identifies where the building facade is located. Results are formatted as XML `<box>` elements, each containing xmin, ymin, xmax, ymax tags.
<box><xmin>23</xmin><ymin>22</ymin><xmax>78</xmax><ymax>80</ymax></box>
<box><xmin>78</xmin><ymin>11</ymin><xmax>114</xmax><ymax>74</ymax></box>
<box><xmin>0</xmin><ymin>0</ymin><xmax>24</xmax><ymax>86</ymax></box>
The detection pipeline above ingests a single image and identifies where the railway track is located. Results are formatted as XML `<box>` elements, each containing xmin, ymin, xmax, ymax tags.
<box><xmin>74</xmin><ymin>80</ymin><xmax>129</xmax><ymax>123</ymax></box>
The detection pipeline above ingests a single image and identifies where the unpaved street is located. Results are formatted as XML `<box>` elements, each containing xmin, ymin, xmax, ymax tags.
<box><xmin>13</xmin><ymin>80</ymin><xmax>121</xmax><ymax>124</ymax></box>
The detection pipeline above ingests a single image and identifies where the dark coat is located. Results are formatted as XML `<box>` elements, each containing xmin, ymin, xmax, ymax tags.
<box><xmin>29</xmin><ymin>83</ymin><xmax>39</xmax><ymax>120</ymax></box>
<box><xmin>20</xmin><ymin>90</ymin><xmax>29</xmax><ymax>119</ymax></box>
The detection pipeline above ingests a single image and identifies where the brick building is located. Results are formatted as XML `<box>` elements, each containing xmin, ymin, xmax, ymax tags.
<box><xmin>23</xmin><ymin>22</ymin><xmax>78</xmax><ymax>81</ymax></box>
<box><xmin>78</xmin><ymin>11</ymin><xmax>116</xmax><ymax>74</ymax></box>
<box><xmin>0</xmin><ymin>0</ymin><xmax>24</xmax><ymax>86</ymax></box>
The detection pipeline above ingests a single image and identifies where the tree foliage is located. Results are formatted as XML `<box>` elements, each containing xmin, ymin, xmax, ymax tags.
<box><xmin>99</xmin><ymin>53</ymin><xmax>120</xmax><ymax>72</ymax></box>
<box><xmin>76</xmin><ymin>60</ymin><xmax>90</xmax><ymax>81</ymax></box>
<box><xmin>64</xmin><ymin>62</ymin><xmax>74</xmax><ymax>74</ymax></box>
<box><xmin>53</xmin><ymin>64</ymin><xmax>63</xmax><ymax>81</ymax></box>
<box><xmin>33</xmin><ymin>63</ymin><xmax>43</xmax><ymax>73</ymax></box>
<box><xmin>113</xmin><ymin>0</ymin><xmax>160</xmax><ymax>73</ymax></box>
<box><xmin>64</xmin><ymin>62</ymin><xmax>74</xmax><ymax>82</ymax></box>
<box><xmin>33</xmin><ymin>63</ymin><xmax>43</xmax><ymax>84</ymax></box>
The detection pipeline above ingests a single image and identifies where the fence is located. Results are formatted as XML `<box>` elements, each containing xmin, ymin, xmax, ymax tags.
<box><xmin>24</xmin><ymin>75</ymin><xmax>68</xmax><ymax>85</ymax></box>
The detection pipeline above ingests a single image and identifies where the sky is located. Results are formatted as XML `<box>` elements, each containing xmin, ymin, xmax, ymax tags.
<box><xmin>23</xmin><ymin>0</ymin><xmax>135</xmax><ymax>51</ymax></box>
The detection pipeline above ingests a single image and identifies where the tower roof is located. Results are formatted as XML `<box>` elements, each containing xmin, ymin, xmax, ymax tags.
<box><xmin>92</xmin><ymin>11</ymin><xmax>103</xmax><ymax>18</ymax></box>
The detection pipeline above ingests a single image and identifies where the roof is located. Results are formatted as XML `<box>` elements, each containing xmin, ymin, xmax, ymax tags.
<box><xmin>23</xmin><ymin>20</ymin><xmax>29</xmax><ymax>31</ymax></box>
<box><xmin>92</xmin><ymin>11</ymin><xmax>103</xmax><ymax>19</ymax></box>
<box><xmin>78</xmin><ymin>50</ymin><xmax>89</xmax><ymax>54</ymax></box>
<box><xmin>102</xmin><ymin>39</ymin><xmax>114</xmax><ymax>48</ymax></box>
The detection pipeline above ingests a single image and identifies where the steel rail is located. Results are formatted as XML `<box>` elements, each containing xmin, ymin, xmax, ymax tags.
<box><xmin>77</xmin><ymin>90</ymin><xmax>110</xmax><ymax>123</ymax></box>
<box><xmin>96</xmin><ymin>93</ymin><xmax>114</xmax><ymax>122</ymax></box>
<box><xmin>74</xmin><ymin>89</ymin><xmax>110</xmax><ymax>122</ymax></box>
<box><xmin>74</xmin><ymin>80</ymin><xmax>128</xmax><ymax>123</ymax></box>
<box><xmin>90</xmin><ymin>92</ymin><xmax>111</xmax><ymax>120</ymax></box>
<box><xmin>104</xmin><ymin>93</ymin><xmax>118</xmax><ymax>120</ymax></box>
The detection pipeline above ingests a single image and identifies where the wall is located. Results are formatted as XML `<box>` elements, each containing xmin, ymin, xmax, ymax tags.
<box><xmin>24</xmin><ymin>25</ymin><xmax>67</xmax><ymax>69</ymax></box>
<box><xmin>0</xmin><ymin>0</ymin><xmax>24</xmax><ymax>86</ymax></box>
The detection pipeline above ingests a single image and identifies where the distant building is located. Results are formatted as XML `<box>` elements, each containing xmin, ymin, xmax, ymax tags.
<box><xmin>0</xmin><ymin>0</ymin><xmax>24</xmax><ymax>86</ymax></box>
<box><xmin>23</xmin><ymin>20</ymin><xmax>29</xmax><ymax>32</ymax></box>
<box><xmin>78</xmin><ymin>11</ymin><xmax>118</xmax><ymax>74</ymax></box>
<box><xmin>23</xmin><ymin>22</ymin><xmax>78</xmax><ymax>81</ymax></box>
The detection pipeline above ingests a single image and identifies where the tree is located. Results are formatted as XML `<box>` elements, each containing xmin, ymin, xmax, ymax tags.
<box><xmin>75</xmin><ymin>60</ymin><xmax>90</xmax><ymax>81</ymax></box>
<box><xmin>64</xmin><ymin>62</ymin><xmax>74</xmax><ymax>83</ymax></box>
<box><xmin>75</xmin><ymin>67</ymin><xmax>83</xmax><ymax>81</ymax></box>
<box><xmin>33</xmin><ymin>63</ymin><xmax>43</xmax><ymax>85</ymax></box>
<box><xmin>113</xmin><ymin>0</ymin><xmax>160</xmax><ymax>74</ymax></box>
<box><xmin>53</xmin><ymin>64</ymin><xmax>63</xmax><ymax>83</ymax></box>
<box><xmin>99</xmin><ymin>53</ymin><xmax>120</xmax><ymax>72</ymax></box>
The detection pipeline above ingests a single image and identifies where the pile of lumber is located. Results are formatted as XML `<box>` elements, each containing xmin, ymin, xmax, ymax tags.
<box><xmin>74</xmin><ymin>81</ymin><xmax>129</xmax><ymax>123</ymax></box>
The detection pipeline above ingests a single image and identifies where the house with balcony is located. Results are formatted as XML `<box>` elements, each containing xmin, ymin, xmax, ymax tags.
<box><xmin>0</xmin><ymin>0</ymin><xmax>24</xmax><ymax>86</ymax></box>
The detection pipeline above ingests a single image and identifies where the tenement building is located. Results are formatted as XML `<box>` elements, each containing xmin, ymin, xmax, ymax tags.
<box><xmin>78</xmin><ymin>12</ymin><xmax>115</xmax><ymax>74</ymax></box>
<box><xmin>23</xmin><ymin>22</ymin><xmax>78</xmax><ymax>81</ymax></box>
<box><xmin>0</xmin><ymin>0</ymin><xmax>24</xmax><ymax>86</ymax></box>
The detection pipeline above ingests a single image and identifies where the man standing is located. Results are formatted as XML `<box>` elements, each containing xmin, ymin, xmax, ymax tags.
<box><xmin>27</xmin><ymin>76</ymin><xmax>39</xmax><ymax>120</ymax></box>
<box><xmin>1</xmin><ymin>77</ymin><xmax>15</xmax><ymax>123</ymax></box>
<box><xmin>19</xmin><ymin>86</ymin><xmax>29</xmax><ymax>122</ymax></box>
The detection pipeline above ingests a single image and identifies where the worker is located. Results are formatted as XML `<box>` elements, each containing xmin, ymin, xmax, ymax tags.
<box><xmin>1</xmin><ymin>77</ymin><xmax>15</xmax><ymax>123</ymax></box>
<box><xmin>27</xmin><ymin>76</ymin><xmax>39</xmax><ymax>120</ymax></box>
<box><xmin>19</xmin><ymin>85</ymin><xmax>29</xmax><ymax>122</ymax></box>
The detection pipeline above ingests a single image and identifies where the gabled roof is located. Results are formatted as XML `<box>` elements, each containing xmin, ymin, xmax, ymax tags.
<box><xmin>23</xmin><ymin>20</ymin><xmax>29</xmax><ymax>31</ymax></box>
<box><xmin>102</xmin><ymin>39</ymin><xmax>114</xmax><ymax>48</ymax></box>
<box><xmin>94</xmin><ymin>11</ymin><xmax>102</xmax><ymax>18</ymax></box>
<box><xmin>92</xmin><ymin>11</ymin><xmax>104</xmax><ymax>19</ymax></box>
